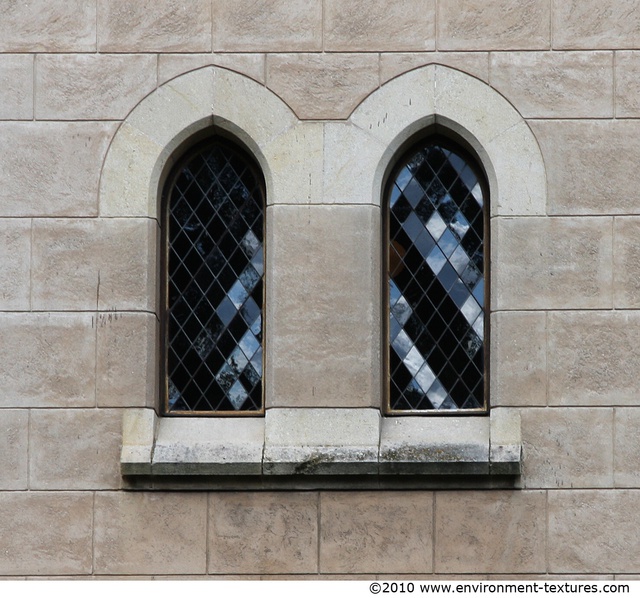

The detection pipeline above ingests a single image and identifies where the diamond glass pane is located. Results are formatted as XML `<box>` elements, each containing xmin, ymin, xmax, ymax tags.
<box><xmin>388</xmin><ymin>140</ymin><xmax>486</xmax><ymax>412</ymax></box>
<box><xmin>165</xmin><ymin>140</ymin><xmax>264</xmax><ymax>413</ymax></box>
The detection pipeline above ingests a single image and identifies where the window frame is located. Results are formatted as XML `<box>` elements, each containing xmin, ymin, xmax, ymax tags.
<box><xmin>383</xmin><ymin>133</ymin><xmax>491</xmax><ymax>416</ymax></box>
<box><xmin>160</xmin><ymin>136</ymin><xmax>267</xmax><ymax>417</ymax></box>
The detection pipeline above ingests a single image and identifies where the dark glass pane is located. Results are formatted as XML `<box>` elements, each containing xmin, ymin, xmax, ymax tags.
<box><xmin>165</xmin><ymin>141</ymin><xmax>264</xmax><ymax>413</ymax></box>
<box><xmin>388</xmin><ymin>140</ymin><xmax>486</xmax><ymax>412</ymax></box>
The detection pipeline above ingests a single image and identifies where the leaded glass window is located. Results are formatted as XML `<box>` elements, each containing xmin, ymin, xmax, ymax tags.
<box><xmin>163</xmin><ymin>138</ymin><xmax>264</xmax><ymax>414</ymax></box>
<box><xmin>387</xmin><ymin>138</ymin><xmax>487</xmax><ymax>413</ymax></box>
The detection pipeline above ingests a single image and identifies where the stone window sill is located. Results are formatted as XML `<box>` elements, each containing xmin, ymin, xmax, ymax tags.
<box><xmin>121</xmin><ymin>407</ymin><xmax>521</xmax><ymax>488</ymax></box>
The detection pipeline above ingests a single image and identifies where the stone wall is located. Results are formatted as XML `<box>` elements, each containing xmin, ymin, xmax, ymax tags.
<box><xmin>1</xmin><ymin>0</ymin><xmax>639</xmax><ymax>579</ymax></box>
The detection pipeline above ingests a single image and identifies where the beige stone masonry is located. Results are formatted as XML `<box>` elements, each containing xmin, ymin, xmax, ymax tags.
<box><xmin>614</xmin><ymin>408</ymin><xmax>640</xmax><ymax>487</ymax></box>
<box><xmin>94</xmin><ymin>492</ymin><xmax>208</xmax><ymax>574</ymax></box>
<box><xmin>490</xmin><ymin>312</ymin><xmax>547</xmax><ymax>407</ymax></box>
<box><xmin>0</xmin><ymin>122</ymin><xmax>116</xmax><ymax>218</ymax></box>
<box><xmin>613</xmin><ymin>216</ymin><xmax>640</xmax><ymax>308</ymax></box>
<box><xmin>97</xmin><ymin>0</ymin><xmax>212</xmax><ymax>52</ymax></box>
<box><xmin>266</xmin><ymin>205</ymin><xmax>380</xmax><ymax>408</ymax></box>
<box><xmin>380</xmin><ymin>52</ymin><xmax>489</xmax><ymax>85</ymax></box>
<box><xmin>0</xmin><ymin>55</ymin><xmax>33</xmax><ymax>120</ymax></box>
<box><xmin>96</xmin><ymin>312</ymin><xmax>158</xmax><ymax>408</ymax></box>
<box><xmin>553</xmin><ymin>0</ymin><xmax>640</xmax><ymax>49</ymax></box>
<box><xmin>209</xmin><ymin>493</ymin><xmax>318</xmax><ymax>574</ymax></box>
<box><xmin>435</xmin><ymin>491</ymin><xmax>546</xmax><ymax>574</ymax></box>
<box><xmin>266</xmin><ymin>53</ymin><xmax>380</xmax><ymax>120</ymax></box>
<box><xmin>548</xmin><ymin>490</ymin><xmax>640</xmax><ymax>573</ymax></box>
<box><xmin>615</xmin><ymin>51</ymin><xmax>640</xmax><ymax>117</ymax></box>
<box><xmin>0</xmin><ymin>410</ymin><xmax>28</xmax><ymax>490</ymax></box>
<box><xmin>548</xmin><ymin>311</ymin><xmax>640</xmax><ymax>406</ymax></box>
<box><xmin>212</xmin><ymin>0</ymin><xmax>322</xmax><ymax>52</ymax></box>
<box><xmin>532</xmin><ymin>119</ymin><xmax>640</xmax><ymax>215</ymax></box>
<box><xmin>29</xmin><ymin>409</ymin><xmax>122</xmax><ymax>490</ymax></box>
<box><xmin>0</xmin><ymin>0</ymin><xmax>96</xmax><ymax>52</ymax></box>
<box><xmin>490</xmin><ymin>52</ymin><xmax>614</xmax><ymax>118</ymax></box>
<box><xmin>32</xmin><ymin>218</ymin><xmax>157</xmax><ymax>312</ymax></box>
<box><xmin>0</xmin><ymin>219</ymin><xmax>31</xmax><ymax>311</ymax></box>
<box><xmin>324</xmin><ymin>0</ymin><xmax>435</xmax><ymax>52</ymax></box>
<box><xmin>35</xmin><ymin>54</ymin><xmax>157</xmax><ymax>121</ymax></box>
<box><xmin>0</xmin><ymin>492</ymin><xmax>93</xmax><ymax>575</ymax></box>
<box><xmin>493</xmin><ymin>217</ymin><xmax>613</xmax><ymax>310</ymax></box>
<box><xmin>438</xmin><ymin>0</ymin><xmax>550</xmax><ymax>51</ymax></box>
<box><xmin>320</xmin><ymin>492</ymin><xmax>432</xmax><ymax>574</ymax></box>
<box><xmin>521</xmin><ymin>407</ymin><xmax>614</xmax><ymax>489</ymax></box>
<box><xmin>0</xmin><ymin>313</ymin><xmax>95</xmax><ymax>408</ymax></box>
<box><xmin>158</xmin><ymin>53</ymin><xmax>266</xmax><ymax>85</ymax></box>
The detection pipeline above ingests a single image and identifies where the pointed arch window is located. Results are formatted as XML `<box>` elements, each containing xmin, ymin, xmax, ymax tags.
<box><xmin>386</xmin><ymin>137</ymin><xmax>488</xmax><ymax>413</ymax></box>
<box><xmin>162</xmin><ymin>138</ymin><xmax>265</xmax><ymax>415</ymax></box>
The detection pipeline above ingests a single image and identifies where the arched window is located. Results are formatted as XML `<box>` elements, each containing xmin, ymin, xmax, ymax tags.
<box><xmin>162</xmin><ymin>137</ymin><xmax>265</xmax><ymax>414</ymax></box>
<box><xmin>386</xmin><ymin>136</ymin><xmax>488</xmax><ymax>413</ymax></box>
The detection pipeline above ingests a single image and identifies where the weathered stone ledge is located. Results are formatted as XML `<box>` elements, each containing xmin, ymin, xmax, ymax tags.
<box><xmin>121</xmin><ymin>407</ymin><xmax>521</xmax><ymax>486</ymax></box>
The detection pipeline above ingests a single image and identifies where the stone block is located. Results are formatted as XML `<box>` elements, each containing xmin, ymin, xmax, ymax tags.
<box><xmin>0</xmin><ymin>313</ymin><xmax>95</xmax><ymax>408</ymax></box>
<box><xmin>266</xmin><ymin>205</ymin><xmax>380</xmax><ymax>408</ymax></box>
<box><xmin>0</xmin><ymin>411</ymin><xmax>28</xmax><ymax>490</ymax></box>
<box><xmin>158</xmin><ymin>53</ymin><xmax>266</xmax><ymax>85</ymax></box>
<box><xmin>0</xmin><ymin>219</ymin><xmax>30</xmax><ymax>311</ymax></box>
<box><xmin>320</xmin><ymin>492</ymin><xmax>432</xmax><ymax>574</ymax></box>
<box><xmin>380</xmin><ymin>52</ymin><xmax>489</xmax><ymax>85</ymax></box>
<box><xmin>614</xmin><ymin>216</ymin><xmax>640</xmax><ymax>308</ymax></box>
<box><xmin>121</xmin><ymin>408</ymin><xmax>156</xmax><ymax>475</ymax></box>
<box><xmin>490</xmin><ymin>312</ymin><xmax>547</xmax><ymax>406</ymax></box>
<box><xmin>94</xmin><ymin>492</ymin><xmax>208</xmax><ymax>574</ymax></box>
<box><xmin>0</xmin><ymin>55</ymin><xmax>33</xmax><ymax>119</ymax></box>
<box><xmin>36</xmin><ymin>54</ymin><xmax>157</xmax><ymax>120</ymax></box>
<box><xmin>485</xmin><ymin>121</ymin><xmax>547</xmax><ymax>217</ymax></box>
<box><xmin>0</xmin><ymin>0</ymin><xmax>96</xmax><ymax>51</ymax></box>
<box><xmin>212</xmin><ymin>0</ymin><xmax>322</xmax><ymax>52</ymax></box>
<box><xmin>438</xmin><ymin>0</ymin><xmax>550</xmax><ymax>50</ymax></box>
<box><xmin>0</xmin><ymin>122</ymin><xmax>115</xmax><ymax>217</ymax></box>
<box><xmin>209</xmin><ymin>492</ymin><xmax>318</xmax><ymax>574</ymax></box>
<box><xmin>0</xmin><ymin>492</ymin><xmax>92</xmax><ymax>575</ymax></box>
<box><xmin>614</xmin><ymin>408</ymin><xmax>640</xmax><ymax>487</ymax></box>
<box><xmin>435</xmin><ymin>491</ymin><xmax>546</xmax><ymax>574</ymax></box>
<box><xmin>32</xmin><ymin>218</ymin><xmax>157</xmax><ymax>311</ymax></box>
<box><xmin>379</xmin><ymin>417</ymin><xmax>490</xmax><ymax>475</ymax></box>
<box><xmin>29</xmin><ymin>409</ymin><xmax>122</xmax><ymax>490</ymax></box>
<box><xmin>490</xmin><ymin>52</ymin><xmax>613</xmax><ymax>118</ymax></box>
<box><xmin>96</xmin><ymin>312</ymin><xmax>157</xmax><ymax>408</ymax></box>
<box><xmin>553</xmin><ymin>0</ymin><xmax>640</xmax><ymax>49</ymax></box>
<box><xmin>521</xmin><ymin>408</ymin><xmax>613</xmax><ymax>489</ymax></box>
<box><xmin>262</xmin><ymin>121</ymin><xmax>324</xmax><ymax>204</ymax></box>
<box><xmin>264</xmin><ymin>408</ymin><xmax>380</xmax><ymax>475</ymax></box>
<box><xmin>350</xmin><ymin>64</ymin><xmax>435</xmax><ymax>153</ymax></box>
<box><xmin>97</xmin><ymin>0</ymin><xmax>211</xmax><ymax>52</ymax></box>
<box><xmin>616</xmin><ymin>51</ymin><xmax>640</xmax><ymax>117</ymax></box>
<box><xmin>126</xmin><ymin>67</ymin><xmax>215</xmax><ymax>152</ymax></box>
<box><xmin>266</xmin><ymin>53</ymin><xmax>379</xmax><ymax>120</ymax></box>
<box><xmin>322</xmin><ymin>122</ymin><xmax>385</xmax><ymax>204</ymax></box>
<box><xmin>532</xmin><ymin>120</ymin><xmax>640</xmax><ymax>215</ymax></box>
<box><xmin>493</xmin><ymin>217</ymin><xmax>613</xmax><ymax>310</ymax></box>
<box><xmin>152</xmin><ymin>417</ymin><xmax>265</xmax><ymax>476</ymax></box>
<box><xmin>548</xmin><ymin>311</ymin><xmax>640</xmax><ymax>406</ymax></box>
<box><xmin>434</xmin><ymin>65</ymin><xmax>522</xmax><ymax>151</ymax></box>
<box><xmin>489</xmin><ymin>408</ymin><xmax>522</xmax><ymax>475</ymax></box>
<box><xmin>98</xmin><ymin>122</ymin><xmax>166</xmax><ymax>218</ymax></box>
<box><xmin>324</xmin><ymin>0</ymin><xmax>435</xmax><ymax>51</ymax></box>
<box><xmin>211</xmin><ymin>67</ymin><xmax>297</xmax><ymax>148</ymax></box>
<box><xmin>548</xmin><ymin>490</ymin><xmax>640</xmax><ymax>573</ymax></box>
